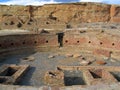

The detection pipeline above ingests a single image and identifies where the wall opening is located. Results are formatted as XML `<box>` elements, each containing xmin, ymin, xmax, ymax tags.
<box><xmin>80</xmin><ymin>31</ymin><xmax>86</xmax><ymax>33</ymax></box>
<box><xmin>10</xmin><ymin>21</ymin><xmax>14</xmax><ymax>25</ymax></box>
<box><xmin>34</xmin><ymin>41</ymin><xmax>37</xmax><ymax>44</ymax></box>
<box><xmin>112</xmin><ymin>43</ymin><xmax>115</xmax><ymax>46</ymax></box>
<box><xmin>22</xmin><ymin>42</ymin><xmax>25</xmax><ymax>45</ymax></box>
<box><xmin>17</xmin><ymin>22</ymin><xmax>22</xmax><ymax>28</ymax></box>
<box><xmin>27</xmin><ymin>22</ymin><xmax>31</xmax><ymax>25</ymax></box>
<box><xmin>11</xmin><ymin>43</ymin><xmax>14</xmax><ymax>46</ymax></box>
<box><xmin>88</xmin><ymin>41</ymin><xmax>91</xmax><ymax>43</ymax></box>
<box><xmin>46</xmin><ymin>22</ymin><xmax>49</xmax><ymax>24</ymax></box>
<box><xmin>65</xmin><ymin>40</ymin><xmax>68</xmax><ymax>43</ymax></box>
<box><xmin>4</xmin><ymin>23</ymin><xmax>8</xmax><ymax>25</ymax></box>
<box><xmin>46</xmin><ymin>40</ymin><xmax>48</xmax><ymax>43</ymax></box>
<box><xmin>101</xmin><ymin>30</ymin><xmax>104</xmax><ymax>33</ymax></box>
<box><xmin>58</xmin><ymin>32</ymin><xmax>64</xmax><ymax>47</ymax></box>
<box><xmin>100</xmin><ymin>42</ymin><xmax>103</xmax><ymax>45</ymax></box>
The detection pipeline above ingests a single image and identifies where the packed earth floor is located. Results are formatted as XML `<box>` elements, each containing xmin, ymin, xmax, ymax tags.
<box><xmin>0</xmin><ymin>47</ymin><xmax>120</xmax><ymax>87</ymax></box>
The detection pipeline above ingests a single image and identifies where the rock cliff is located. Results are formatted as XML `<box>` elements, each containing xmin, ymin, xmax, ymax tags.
<box><xmin>0</xmin><ymin>2</ymin><xmax>120</xmax><ymax>30</ymax></box>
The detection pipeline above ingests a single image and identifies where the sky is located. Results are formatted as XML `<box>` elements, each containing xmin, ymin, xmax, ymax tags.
<box><xmin>0</xmin><ymin>0</ymin><xmax>120</xmax><ymax>6</ymax></box>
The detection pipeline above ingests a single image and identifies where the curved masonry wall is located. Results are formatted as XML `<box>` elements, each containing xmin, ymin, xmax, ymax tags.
<box><xmin>0</xmin><ymin>30</ymin><xmax>120</xmax><ymax>89</ymax></box>
<box><xmin>0</xmin><ymin>33</ymin><xmax>59</xmax><ymax>53</ymax></box>
<box><xmin>0</xmin><ymin>29</ymin><xmax>120</xmax><ymax>60</ymax></box>
<box><xmin>63</xmin><ymin>30</ymin><xmax>120</xmax><ymax>59</ymax></box>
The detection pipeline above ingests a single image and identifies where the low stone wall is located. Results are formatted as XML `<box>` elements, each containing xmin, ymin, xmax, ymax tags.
<box><xmin>0</xmin><ymin>33</ymin><xmax>59</xmax><ymax>51</ymax></box>
<box><xmin>63</xmin><ymin>30</ymin><xmax>120</xmax><ymax>59</ymax></box>
<box><xmin>0</xmin><ymin>29</ymin><xmax>120</xmax><ymax>59</ymax></box>
<box><xmin>110</xmin><ymin>5</ymin><xmax>120</xmax><ymax>22</ymax></box>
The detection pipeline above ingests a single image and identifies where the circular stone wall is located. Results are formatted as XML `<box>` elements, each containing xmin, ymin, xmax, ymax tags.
<box><xmin>0</xmin><ymin>29</ymin><xmax>120</xmax><ymax>89</ymax></box>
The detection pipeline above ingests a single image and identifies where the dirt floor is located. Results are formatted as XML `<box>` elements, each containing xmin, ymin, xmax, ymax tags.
<box><xmin>0</xmin><ymin>47</ymin><xmax>120</xmax><ymax>87</ymax></box>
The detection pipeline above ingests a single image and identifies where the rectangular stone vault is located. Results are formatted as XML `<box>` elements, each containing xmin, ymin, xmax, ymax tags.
<box><xmin>0</xmin><ymin>64</ymin><xmax>29</xmax><ymax>85</ymax></box>
<box><xmin>53</xmin><ymin>66</ymin><xmax>120</xmax><ymax>86</ymax></box>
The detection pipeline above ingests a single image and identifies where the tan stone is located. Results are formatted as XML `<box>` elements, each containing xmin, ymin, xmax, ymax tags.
<box><xmin>87</xmin><ymin>57</ymin><xmax>95</xmax><ymax>62</ymax></box>
<box><xmin>110</xmin><ymin>59</ymin><xmax>116</xmax><ymax>62</ymax></box>
<box><xmin>44</xmin><ymin>70</ymin><xmax>64</xmax><ymax>86</ymax></box>
<box><xmin>0</xmin><ymin>3</ymin><xmax>120</xmax><ymax>30</ymax></box>
<box><xmin>73</xmin><ymin>54</ymin><xmax>82</xmax><ymax>58</ymax></box>
<box><xmin>48</xmin><ymin>55</ymin><xmax>55</xmax><ymax>59</ymax></box>
<box><xmin>96</xmin><ymin>60</ymin><xmax>106</xmax><ymax>65</ymax></box>
<box><xmin>80</xmin><ymin>60</ymin><xmax>90</xmax><ymax>66</ymax></box>
<box><xmin>65</xmin><ymin>53</ymin><xmax>73</xmax><ymax>57</ymax></box>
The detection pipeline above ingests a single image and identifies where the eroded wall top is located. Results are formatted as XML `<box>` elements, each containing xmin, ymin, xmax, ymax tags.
<box><xmin>0</xmin><ymin>2</ymin><xmax>120</xmax><ymax>30</ymax></box>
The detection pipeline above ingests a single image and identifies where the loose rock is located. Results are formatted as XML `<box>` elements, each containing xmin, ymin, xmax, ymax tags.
<box><xmin>22</xmin><ymin>56</ymin><xmax>35</xmax><ymax>61</ymax></box>
<box><xmin>80</xmin><ymin>60</ymin><xmax>90</xmax><ymax>66</ymax></box>
<box><xmin>65</xmin><ymin>54</ymin><xmax>73</xmax><ymax>57</ymax></box>
<box><xmin>86</xmin><ymin>57</ymin><xmax>96</xmax><ymax>62</ymax></box>
<box><xmin>110</xmin><ymin>59</ymin><xmax>116</xmax><ymax>62</ymax></box>
<box><xmin>73</xmin><ymin>54</ymin><xmax>82</xmax><ymax>58</ymax></box>
<box><xmin>48</xmin><ymin>55</ymin><xmax>55</xmax><ymax>59</ymax></box>
<box><xmin>96</xmin><ymin>60</ymin><xmax>106</xmax><ymax>65</ymax></box>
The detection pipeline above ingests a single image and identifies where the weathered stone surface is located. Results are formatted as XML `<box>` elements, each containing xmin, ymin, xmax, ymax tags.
<box><xmin>73</xmin><ymin>54</ymin><xmax>82</xmax><ymax>58</ymax></box>
<box><xmin>96</xmin><ymin>60</ymin><xmax>106</xmax><ymax>65</ymax></box>
<box><xmin>55</xmin><ymin>66</ymin><xmax>120</xmax><ymax>86</ymax></box>
<box><xmin>79</xmin><ymin>60</ymin><xmax>90</xmax><ymax>66</ymax></box>
<box><xmin>0</xmin><ymin>3</ymin><xmax>120</xmax><ymax>30</ymax></box>
<box><xmin>65</xmin><ymin>53</ymin><xmax>73</xmax><ymax>57</ymax></box>
<box><xmin>0</xmin><ymin>64</ymin><xmax>29</xmax><ymax>85</ymax></box>
<box><xmin>93</xmin><ymin>49</ymin><xmax>110</xmax><ymax>58</ymax></box>
<box><xmin>48</xmin><ymin>55</ymin><xmax>55</xmax><ymax>59</ymax></box>
<box><xmin>111</xmin><ymin>52</ymin><xmax>120</xmax><ymax>60</ymax></box>
<box><xmin>44</xmin><ymin>70</ymin><xmax>64</xmax><ymax>86</ymax></box>
<box><xmin>110</xmin><ymin>5</ymin><xmax>120</xmax><ymax>22</ymax></box>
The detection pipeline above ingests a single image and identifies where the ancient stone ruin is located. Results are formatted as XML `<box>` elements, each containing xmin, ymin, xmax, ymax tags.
<box><xmin>0</xmin><ymin>64</ymin><xmax>29</xmax><ymax>85</ymax></box>
<box><xmin>0</xmin><ymin>2</ymin><xmax>120</xmax><ymax>90</ymax></box>
<box><xmin>0</xmin><ymin>2</ymin><xmax>120</xmax><ymax>30</ymax></box>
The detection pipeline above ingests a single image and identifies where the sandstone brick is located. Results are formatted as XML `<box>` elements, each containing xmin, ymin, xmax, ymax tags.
<box><xmin>48</xmin><ymin>55</ymin><xmax>55</xmax><ymax>59</ymax></box>
<box><xmin>111</xmin><ymin>52</ymin><xmax>120</xmax><ymax>60</ymax></box>
<box><xmin>93</xmin><ymin>49</ymin><xmax>110</xmax><ymax>57</ymax></box>
<box><xmin>65</xmin><ymin>53</ymin><xmax>73</xmax><ymax>57</ymax></box>
<box><xmin>80</xmin><ymin>60</ymin><xmax>90</xmax><ymax>66</ymax></box>
<box><xmin>96</xmin><ymin>60</ymin><xmax>106</xmax><ymax>65</ymax></box>
<box><xmin>16</xmin><ymin>86</ymin><xmax>38</xmax><ymax>90</ymax></box>
<box><xmin>51</xmin><ymin>87</ymin><xmax>60</xmax><ymax>90</ymax></box>
<box><xmin>73</xmin><ymin>54</ymin><xmax>82</xmax><ymax>58</ymax></box>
